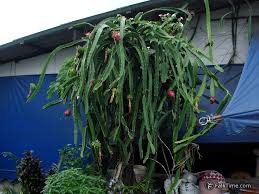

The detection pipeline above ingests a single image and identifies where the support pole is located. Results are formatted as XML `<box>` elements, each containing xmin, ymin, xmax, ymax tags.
<box><xmin>212</xmin><ymin>114</ymin><xmax>222</xmax><ymax>122</ymax></box>
<box><xmin>253</xmin><ymin>149</ymin><xmax>259</xmax><ymax>177</ymax></box>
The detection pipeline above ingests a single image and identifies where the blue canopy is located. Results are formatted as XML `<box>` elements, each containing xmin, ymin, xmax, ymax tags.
<box><xmin>0</xmin><ymin>75</ymin><xmax>75</xmax><ymax>179</ymax></box>
<box><xmin>197</xmin><ymin>34</ymin><xmax>259</xmax><ymax>143</ymax></box>
<box><xmin>221</xmin><ymin>34</ymin><xmax>259</xmax><ymax>133</ymax></box>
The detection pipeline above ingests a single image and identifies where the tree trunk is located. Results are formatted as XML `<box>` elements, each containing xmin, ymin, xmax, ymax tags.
<box><xmin>122</xmin><ymin>153</ymin><xmax>136</xmax><ymax>186</ymax></box>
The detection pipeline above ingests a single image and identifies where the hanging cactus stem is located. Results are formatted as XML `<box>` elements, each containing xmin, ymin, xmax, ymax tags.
<box><xmin>28</xmin><ymin>7</ymin><xmax>229</xmax><ymax>185</ymax></box>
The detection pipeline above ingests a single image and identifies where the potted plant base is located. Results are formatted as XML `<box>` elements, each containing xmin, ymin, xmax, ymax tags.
<box><xmin>133</xmin><ymin>165</ymin><xmax>147</xmax><ymax>183</ymax></box>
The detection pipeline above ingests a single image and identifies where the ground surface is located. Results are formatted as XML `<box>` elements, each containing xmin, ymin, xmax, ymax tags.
<box><xmin>0</xmin><ymin>180</ymin><xmax>21</xmax><ymax>193</ymax></box>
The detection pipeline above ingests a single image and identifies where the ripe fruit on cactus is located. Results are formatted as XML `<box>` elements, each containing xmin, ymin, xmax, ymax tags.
<box><xmin>167</xmin><ymin>90</ymin><xmax>175</xmax><ymax>98</ymax></box>
<box><xmin>210</xmin><ymin>96</ymin><xmax>216</xmax><ymax>104</ymax></box>
<box><xmin>64</xmin><ymin>109</ymin><xmax>71</xmax><ymax>117</ymax></box>
<box><xmin>112</xmin><ymin>31</ymin><xmax>121</xmax><ymax>41</ymax></box>
<box><xmin>85</xmin><ymin>32</ymin><xmax>91</xmax><ymax>37</ymax></box>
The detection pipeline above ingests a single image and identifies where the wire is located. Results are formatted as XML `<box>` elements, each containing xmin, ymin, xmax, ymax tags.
<box><xmin>188</xmin><ymin>14</ymin><xmax>201</xmax><ymax>42</ymax></box>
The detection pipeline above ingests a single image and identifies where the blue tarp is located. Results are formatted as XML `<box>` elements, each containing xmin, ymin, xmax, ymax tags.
<box><xmin>197</xmin><ymin>34</ymin><xmax>259</xmax><ymax>143</ymax></box>
<box><xmin>222</xmin><ymin>35</ymin><xmax>259</xmax><ymax>133</ymax></box>
<box><xmin>0</xmin><ymin>75</ymin><xmax>74</xmax><ymax>179</ymax></box>
<box><xmin>197</xmin><ymin>64</ymin><xmax>259</xmax><ymax>143</ymax></box>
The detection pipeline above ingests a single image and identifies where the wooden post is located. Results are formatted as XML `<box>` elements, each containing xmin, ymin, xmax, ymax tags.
<box><xmin>115</xmin><ymin>162</ymin><xmax>123</xmax><ymax>180</ymax></box>
<box><xmin>253</xmin><ymin>148</ymin><xmax>259</xmax><ymax>177</ymax></box>
<box><xmin>212</xmin><ymin>114</ymin><xmax>222</xmax><ymax>121</ymax></box>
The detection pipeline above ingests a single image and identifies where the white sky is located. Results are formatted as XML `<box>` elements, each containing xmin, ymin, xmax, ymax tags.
<box><xmin>0</xmin><ymin>0</ymin><xmax>147</xmax><ymax>45</ymax></box>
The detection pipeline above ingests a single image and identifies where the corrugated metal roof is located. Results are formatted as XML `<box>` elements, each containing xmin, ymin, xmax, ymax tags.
<box><xmin>0</xmin><ymin>0</ymin><xmax>247</xmax><ymax>64</ymax></box>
